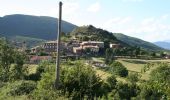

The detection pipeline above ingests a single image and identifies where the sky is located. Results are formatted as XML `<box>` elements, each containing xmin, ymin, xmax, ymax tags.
<box><xmin>0</xmin><ymin>0</ymin><xmax>170</xmax><ymax>42</ymax></box>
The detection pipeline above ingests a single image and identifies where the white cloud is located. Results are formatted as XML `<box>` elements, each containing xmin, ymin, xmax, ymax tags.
<box><xmin>63</xmin><ymin>2</ymin><xmax>79</xmax><ymax>15</ymax></box>
<box><xmin>104</xmin><ymin>15</ymin><xmax>170</xmax><ymax>42</ymax></box>
<box><xmin>104</xmin><ymin>17</ymin><xmax>132</xmax><ymax>29</ymax></box>
<box><xmin>87</xmin><ymin>2</ymin><xmax>100</xmax><ymax>13</ymax></box>
<box><xmin>161</xmin><ymin>14</ymin><xmax>169</xmax><ymax>20</ymax></box>
<box><xmin>141</xmin><ymin>17</ymin><xmax>155</xmax><ymax>25</ymax></box>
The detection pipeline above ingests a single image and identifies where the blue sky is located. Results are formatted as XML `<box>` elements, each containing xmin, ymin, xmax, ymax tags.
<box><xmin>0</xmin><ymin>0</ymin><xmax>170</xmax><ymax>42</ymax></box>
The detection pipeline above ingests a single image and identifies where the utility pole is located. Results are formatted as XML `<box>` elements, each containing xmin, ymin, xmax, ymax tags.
<box><xmin>55</xmin><ymin>1</ymin><xmax>62</xmax><ymax>89</ymax></box>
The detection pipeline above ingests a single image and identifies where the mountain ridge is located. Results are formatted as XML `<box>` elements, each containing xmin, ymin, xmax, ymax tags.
<box><xmin>0</xmin><ymin>14</ymin><xmax>77</xmax><ymax>40</ymax></box>
<box><xmin>154</xmin><ymin>41</ymin><xmax>170</xmax><ymax>50</ymax></box>
<box><xmin>113</xmin><ymin>33</ymin><xmax>165</xmax><ymax>51</ymax></box>
<box><xmin>0</xmin><ymin>14</ymin><xmax>166</xmax><ymax>51</ymax></box>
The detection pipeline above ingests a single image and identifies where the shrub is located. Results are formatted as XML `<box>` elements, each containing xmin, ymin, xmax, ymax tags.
<box><xmin>60</xmin><ymin>62</ymin><xmax>105</xmax><ymax>99</ymax></box>
<box><xmin>24</xmin><ymin>61</ymin><xmax>48</xmax><ymax>81</ymax></box>
<box><xmin>114</xmin><ymin>82</ymin><xmax>139</xmax><ymax>99</ymax></box>
<box><xmin>127</xmin><ymin>72</ymin><xmax>141</xmax><ymax>84</ymax></box>
<box><xmin>110</xmin><ymin>61</ymin><xmax>128</xmax><ymax>77</ymax></box>
<box><xmin>106</xmin><ymin>75</ymin><xmax>117</xmax><ymax>89</ymax></box>
<box><xmin>7</xmin><ymin>80</ymin><xmax>36</xmax><ymax>96</ymax></box>
<box><xmin>31</xmin><ymin>72</ymin><xmax>60</xmax><ymax>100</ymax></box>
<box><xmin>138</xmin><ymin>82</ymin><xmax>166</xmax><ymax>100</ymax></box>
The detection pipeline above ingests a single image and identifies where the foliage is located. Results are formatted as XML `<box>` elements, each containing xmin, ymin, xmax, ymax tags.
<box><xmin>149</xmin><ymin>63</ymin><xmax>170</xmax><ymax>98</ymax></box>
<box><xmin>150</xmin><ymin>51</ymin><xmax>156</xmax><ymax>57</ymax></box>
<box><xmin>134</xmin><ymin>46</ymin><xmax>141</xmax><ymax>57</ymax></box>
<box><xmin>70</xmin><ymin>25</ymin><xmax>127</xmax><ymax>50</ymax></box>
<box><xmin>113</xmin><ymin>33</ymin><xmax>165</xmax><ymax>51</ymax></box>
<box><xmin>6</xmin><ymin>80</ymin><xmax>36</xmax><ymax>96</ymax></box>
<box><xmin>105</xmin><ymin>48</ymin><xmax>114</xmax><ymax>64</ymax></box>
<box><xmin>127</xmin><ymin>72</ymin><xmax>141</xmax><ymax>84</ymax></box>
<box><xmin>32</xmin><ymin>67</ymin><xmax>60</xmax><ymax>100</ymax></box>
<box><xmin>138</xmin><ymin>82</ymin><xmax>166</xmax><ymax>100</ymax></box>
<box><xmin>32</xmin><ymin>61</ymin><xmax>108</xmax><ymax>99</ymax></box>
<box><xmin>25</xmin><ymin>61</ymin><xmax>48</xmax><ymax>81</ymax></box>
<box><xmin>141</xmin><ymin>62</ymin><xmax>155</xmax><ymax>73</ymax></box>
<box><xmin>0</xmin><ymin>39</ymin><xmax>26</xmax><ymax>82</ymax></box>
<box><xmin>0</xmin><ymin>40</ymin><xmax>15</xmax><ymax>74</ymax></box>
<box><xmin>0</xmin><ymin>14</ymin><xmax>76</xmax><ymax>40</ymax></box>
<box><xmin>106</xmin><ymin>75</ymin><xmax>117</xmax><ymax>90</ymax></box>
<box><xmin>114</xmin><ymin>82</ymin><xmax>139</xmax><ymax>99</ymax></box>
<box><xmin>138</xmin><ymin>63</ymin><xmax>170</xmax><ymax>99</ymax></box>
<box><xmin>10</xmin><ymin>36</ymin><xmax>46</xmax><ymax>48</ymax></box>
<box><xmin>110</xmin><ymin>61</ymin><xmax>128</xmax><ymax>77</ymax></box>
<box><xmin>60</xmin><ymin>62</ymin><xmax>105</xmax><ymax>99</ymax></box>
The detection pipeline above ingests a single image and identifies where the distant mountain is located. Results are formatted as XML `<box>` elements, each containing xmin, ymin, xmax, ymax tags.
<box><xmin>113</xmin><ymin>33</ymin><xmax>165</xmax><ymax>51</ymax></box>
<box><xmin>154</xmin><ymin>41</ymin><xmax>170</xmax><ymax>50</ymax></box>
<box><xmin>0</xmin><ymin>14</ymin><xmax>77</xmax><ymax>40</ymax></box>
<box><xmin>0</xmin><ymin>14</ymin><xmax>167</xmax><ymax>51</ymax></box>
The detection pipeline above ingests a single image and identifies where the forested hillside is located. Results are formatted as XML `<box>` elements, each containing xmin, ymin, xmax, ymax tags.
<box><xmin>0</xmin><ymin>14</ymin><xmax>77</xmax><ymax>40</ymax></box>
<box><xmin>113</xmin><ymin>33</ymin><xmax>165</xmax><ymax>51</ymax></box>
<box><xmin>70</xmin><ymin>25</ymin><xmax>129</xmax><ymax>46</ymax></box>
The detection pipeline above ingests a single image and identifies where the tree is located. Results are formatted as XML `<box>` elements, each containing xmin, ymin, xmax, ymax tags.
<box><xmin>106</xmin><ymin>75</ymin><xmax>117</xmax><ymax>89</ymax></box>
<box><xmin>0</xmin><ymin>40</ymin><xmax>15</xmax><ymax>81</ymax></box>
<box><xmin>82</xmin><ymin>36</ymin><xmax>89</xmax><ymax>41</ymax></box>
<box><xmin>150</xmin><ymin>52</ymin><xmax>156</xmax><ymax>57</ymax></box>
<box><xmin>138</xmin><ymin>82</ymin><xmax>166</xmax><ymax>100</ymax></box>
<box><xmin>127</xmin><ymin>72</ymin><xmax>140</xmax><ymax>84</ymax></box>
<box><xmin>0</xmin><ymin>40</ymin><xmax>14</xmax><ymax>73</ymax></box>
<box><xmin>60</xmin><ymin>62</ymin><xmax>105</xmax><ymax>99</ymax></box>
<box><xmin>105</xmin><ymin>48</ymin><xmax>114</xmax><ymax>64</ymax></box>
<box><xmin>138</xmin><ymin>63</ymin><xmax>170</xmax><ymax>99</ymax></box>
<box><xmin>32</xmin><ymin>61</ymin><xmax>107</xmax><ymax>99</ymax></box>
<box><xmin>0</xmin><ymin>39</ymin><xmax>26</xmax><ymax>81</ymax></box>
<box><xmin>134</xmin><ymin>46</ymin><xmax>140</xmax><ymax>57</ymax></box>
<box><xmin>9</xmin><ymin>50</ymin><xmax>26</xmax><ymax>81</ymax></box>
<box><xmin>110</xmin><ymin>61</ymin><xmax>128</xmax><ymax>77</ymax></box>
<box><xmin>160</xmin><ymin>52</ymin><xmax>166</xmax><ymax>58</ymax></box>
<box><xmin>149</xmin><ymin>63</ymin><xmax>170</xmax><ymax>99</ymax></box>
<box><xmin>114</xmin><ymin>82</ymin><xmax>139</xmax><ymax>99</ymax></box>
<box><xmin>7</xmin><ymin>80</ymin><xmax>36</xmax><ymax>96</ymax></box>
<box><xmin>113</xmin><ymin>48</ymin><xmax>121</xmax><ymax>56</ymax></box>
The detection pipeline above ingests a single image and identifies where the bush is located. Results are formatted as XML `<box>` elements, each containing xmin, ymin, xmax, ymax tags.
<box><xmin>106</xmin><ymin>75</ymin><xmax>117</xmax><ymax>89</ymax></box>
<box><xmin>24</xmin><ymin>61</ymin><xmax>48</xmax><ymax>81</ymax></box>
<box><xmin>31</xmin><ymin>72</ymin><xmax>60</xmax><ymax>100</ymax></box>
<box><xmin>32</xmin><ymin>61</ymin><xmax>107</xmax><ymax>99</ymax></box>
<box><xmin>110</xmin><ymin>61</ymin><xmax>128</xmax><ymax>77</ymax></box>
<box><xmin>114</xmin><ymin>82</ymin><xmax>139</xmax><ymax>99</ymax></box>
<box><xmin>138</xmin><ymin>82</ymin><xmax>166</xmax><ymax>100</ymax></box>
<box><xmin>7</xmin><ymin>80</ymin><xmax>36</xmax><ymax>96</ymax></box>
<box><xmin>127</xmin><ymin>72</ymin><xmax>140</xmax><ymax>84</ymax></box>
<box><xmin>60</xmin><ymin>62</ymin><xmax>105</xmax><ymax>99</ymax></box>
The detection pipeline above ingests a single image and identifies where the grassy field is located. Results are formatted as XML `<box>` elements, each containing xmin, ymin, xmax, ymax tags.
<box><xmin>23</xmin><ymin>58</ymin><xmax>170</xmax><ymax>82</ymax></box>
<box><xmin>117</xmin><ymin>58</ymin><xmax>170</xmax><ymax>80</ymax></box>
<box><xmin>94</xmin><ymin>57</ymin><xmax>170</xmax><ymax>81</ymax></box>
<box><xmin>96</xmin><ymin>69</ymin><xmax>111</xmax><ymax>80</ymax></box>
<box><xmin>24</xmin><ymin>64</ymin><xmax>38</xmax><ymax>74</ymax></box>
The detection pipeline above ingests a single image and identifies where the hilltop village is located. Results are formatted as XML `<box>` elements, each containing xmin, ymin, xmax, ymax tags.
<box><xmin>29</xmin><ymin>40</ymin><xmax>121</xmax><ymax>64</ymax></box>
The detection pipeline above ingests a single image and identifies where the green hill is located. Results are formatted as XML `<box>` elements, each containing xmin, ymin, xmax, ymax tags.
<box><xmin>70</xmin><ymin>25</ymin><xmax>165</xmax><ymax>51</ymax></box>
<box><xmin>70</xmin><ymin>25</ymin><xmax>128</xmax><ymax>47</ymax></box>
<box><xmin>0</xmin><ymin>14</ymin><xmax>165</xmax><ymax>51</ymax></box>
<box><xmin>0</xmin><ymin>14</ymin><xmax>77</xmax><ymax>40</ymax></box>
<box><xmin>113</xmin><ymin>33</ymin><xmax>165</xmax><ymax>51</ymax></box>
<box><xmin>8</xmin><ymin>36</ymin><xmax>46</xmax><ymax>48</ymax></box>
